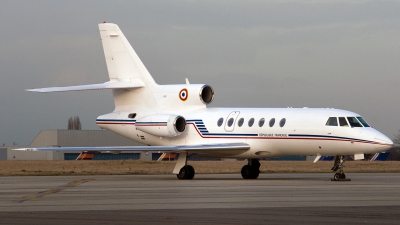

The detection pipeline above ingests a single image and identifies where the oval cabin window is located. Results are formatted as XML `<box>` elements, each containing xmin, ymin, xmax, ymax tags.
<box><xmin>227</xmin><ymin>118</ymin><xmax>234</xmax><ymax>127</ymax></box>
<box><xmin>279</xmin><ymin>118</ymin><xmax>286</xmax><ymax>127</ymax></box>
<box><xmin>248</xmin><ymin>118</ymin><xmax>254</xmax><ymax>127</ymax></box>
<box><xmin>269</xmin><ymin>118</ymin><xmax>275</xmax><ymax>127</ymax></box>
<box><xmin>217</xmin><ymin>118</ymin><xmax>224</xmax><ymax>127</ymax></box>
<box><xmin>238</xmin><ymin>118</ymin><xmax>244</xmax><ymax>127</ymax></box>
<box><xmin>259</xmin><ymin>118</ymin><xmax>265</xmax><ymax>127</ymax></box>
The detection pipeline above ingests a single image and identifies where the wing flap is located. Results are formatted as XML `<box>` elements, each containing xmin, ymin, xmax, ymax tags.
<box><xmin>26</xmin><ymin>81</ymin><xmax>144</xmax><ymax>93</ymax></box>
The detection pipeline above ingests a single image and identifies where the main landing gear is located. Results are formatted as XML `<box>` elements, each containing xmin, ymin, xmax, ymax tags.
<box><xmin>174</xmin><ymin>152</ymin><xmax>195</xmax><ymax>180</ymax></box>
<box><xmin>173</xmin><ymin>153</ymin><xmax>261</xmax><ymax>180</ymax></box>
<box><xmin>241</xmin><ymin>159</ymin><xmax>260</xmax><ymax>179</ymax></box>
<box><xmin>331</xmin><ymin>155</ymin><xmax>351</xmax><ymax>181</ymax></box>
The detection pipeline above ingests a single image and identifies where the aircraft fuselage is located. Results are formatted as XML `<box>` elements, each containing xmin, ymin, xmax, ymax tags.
<box><xmin>96</xmin><ymin>107</ymin><xmax>392</xmax><ymax>159</ymax></box>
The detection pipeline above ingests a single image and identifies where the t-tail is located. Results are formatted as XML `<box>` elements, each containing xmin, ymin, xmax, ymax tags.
<box><xmin>27</xmin><ymin>22</ymin><xmax>215</xmax><ymax>112</ymax></box>
<box><xmin>99</xmin><ymin>23</ymin><xmax>159</xmax><ymax>111</ymax></box>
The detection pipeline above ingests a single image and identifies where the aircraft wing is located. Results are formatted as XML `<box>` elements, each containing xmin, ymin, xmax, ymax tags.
<box><xmin>26</xmin><ymin>81</ymin><xmax>144</xmax><ymax>93</ymax></box>
<box><xmin>13</xmin><ymin>142</ymin><xmax>250</xmax><ymax>156</ymax></box>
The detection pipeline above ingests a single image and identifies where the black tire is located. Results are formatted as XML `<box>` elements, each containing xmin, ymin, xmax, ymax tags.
<box><xmin>186</xmin><ymin>165</ymin><xmax>195</xmax><ymax>179</ymax></box>
<box><xmin>176</xmin><ymin>167</ymin><xmax>187</xmax><ymax>180</ymax></box>
<box><xmin>241</xmin><ymin>165</ymin><xmax>252</xmax><ymax>179</ymax></box>
<box><xmin>340</xmin><ymin>173</ymin><xmax>346</xmax><ymax>179</ymax></box>
<box><xmin>176</xmin><ymin>166</ymin><xmax>195</xmax><ymax>180</ymax></box>
<box><xmin>333</xmin><ymin>173</ymin><xmax>341</xmax><ymax>181</ymax></box>
<box><xmin>250</xmin><ymin>168</ymin><xmax>260</xmax><ymax>179</ymax></box>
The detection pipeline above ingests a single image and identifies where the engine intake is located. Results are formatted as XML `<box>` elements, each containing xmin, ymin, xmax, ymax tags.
<box><xmin>200</xmin><ymin>85</ymin><xmax>214</xmax><ymax>104</ymax></box>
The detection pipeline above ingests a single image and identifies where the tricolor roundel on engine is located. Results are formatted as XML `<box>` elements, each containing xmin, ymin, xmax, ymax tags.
<box><xmin>179</xmin><ymin>88</ymin><xmax>188</xmax><ymax>101</ymax></box>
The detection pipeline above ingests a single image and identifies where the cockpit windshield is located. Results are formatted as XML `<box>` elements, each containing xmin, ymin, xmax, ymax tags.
<box><xmin>325</xmin><ymin>117</ymin><xmax>338</xmax><ymax>126</ymax></box>
<box><xmin>338</xmin><ymin>117</ymin><xmax>348</xmax><ymax>127</ymax></box>
<box><xmin>356</xmin><ymin>117</ymin><xmax>370</xmax><ymax>127</ymax></box>
<box><xmin>347</xmin><ymin>117</ymin><xmax>363</xmax><ymax>127</ymax></box>
<box><xmin>325</xmin><ymin>116</ymin><xmax>370</xmax><ymax>128</ymax></box>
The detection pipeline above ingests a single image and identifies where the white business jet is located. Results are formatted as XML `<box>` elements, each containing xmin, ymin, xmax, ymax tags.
<box><xmin>17</xmin><ymin>23</ymin><xmax>393</xmax><ymax>181</ymax></box>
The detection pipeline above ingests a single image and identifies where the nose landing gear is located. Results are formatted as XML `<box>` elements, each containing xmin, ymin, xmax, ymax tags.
<box><xmin>331</xmin><ymin>155</ymin><xmax>351</xmax><ymax>181</ymax></box>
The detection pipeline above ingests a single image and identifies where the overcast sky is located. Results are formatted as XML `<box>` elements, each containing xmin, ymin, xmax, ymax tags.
<box><xmin>1</xmin><ymin>0</ymin><xmax>399</xmax><ymax>145</ymax></box>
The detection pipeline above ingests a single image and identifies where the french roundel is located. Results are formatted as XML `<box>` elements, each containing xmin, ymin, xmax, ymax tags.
<box><xmin>179</xmin><ymin>89</ymin><xmax>188</xmax><ymax>101</ymax></box>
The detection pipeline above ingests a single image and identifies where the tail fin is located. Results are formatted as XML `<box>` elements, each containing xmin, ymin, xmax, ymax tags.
<box><xmin>99</xmin><ymin>23</ymin><xmax>156</xmax><ymax>86</ymax></box>
<box><xmin>26</xmin><ymin>23</ymin><xmax>159</xmax><ymax>110</ymax></box>
<box><xmin>26</xmin><ymin>23</ymin><xmax>154</xmax><ymax>93</ymax></box>
<box><xmin>99</xmin><ymin>23</ymin><xmax>159</xmax><ymax>111</ymax></box>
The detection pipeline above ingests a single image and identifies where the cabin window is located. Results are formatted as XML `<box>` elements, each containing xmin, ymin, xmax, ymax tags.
<box><xmin>238</xmin><ymin>118</ymin><xmax>244</xmax><ymax>127</ymax></box>
<box><xmin>326</xmin><ymin>117</ymin><xmax>338</xmax><ymax>126</ymax></box>
<box><xmin>259</xmin><ymin>118</ymin><xmax>265</xmax><ymax>127</ymax></box>
<box><xmin>248</xmin><ymin>118</ymin><xmax>254</xmax><ymax>127</ymax></box>
<box><xmin>227</xmin><ymin>118</ymin><xmax>234</xmax><ymax>127</ymax></box>
<box><xmin>269</xmin><ymin>118</ymin><xmax>275</xmax><ymax>127</ymax></box>
<box><xmin>339</xmin><ymin>117</ymin><xmax>348</xmax><ymax>127</ymax></box>
<box><xmin>279</xmin><ymin>118</ymin><xmax>286</xmax><ymax>127</ymax></box>
<box><xmin>347</xmin><ymin>117</ymin><xmax>363</xmax><ymax>127</ymax></box>
<box><xmin>357</xmin><ymin>117</ymin><xmax>370</xmax><ymax>127</ymax></box>
<box><xmin>128</xmin><ymin>113</ymin><xmax>137</xmax><ymax>119</ymax></box>
<box><xmin>217</xmin><ymin>118</ymin><xmax>224</xmax><ymax>127</ymax></box>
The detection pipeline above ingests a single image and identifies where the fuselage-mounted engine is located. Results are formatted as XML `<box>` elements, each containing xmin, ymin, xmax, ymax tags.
<box><xmin>135</xmin><ymin>114</ymin><xmax>186</xmax><ymax>137</ymax></box>
<box><xmin>198</xmin><ymin>85</ymin><xmax>214</xmax><ymax>104</ymax></box>
<box><xmin>157</xmin><ymin>84</ymin><xmax>214</xmax><ymax>110</ymax></box>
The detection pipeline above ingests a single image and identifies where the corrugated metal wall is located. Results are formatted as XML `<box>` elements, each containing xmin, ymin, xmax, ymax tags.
<box><xmin>0</xmin><ymin>148</ymin><xmax>6</xmax><ymax>160</ymax></box>
<box><xmin>29</xmin><ymin>130</ymin><xmax>58</xmax><ymax>147</ymax></box>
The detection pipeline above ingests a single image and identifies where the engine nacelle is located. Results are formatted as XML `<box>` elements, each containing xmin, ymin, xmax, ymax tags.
<box><xmin>135</xmin><ymin>114</ymin><xmax>186</xmax><ymax>137</ymax></box>
<box><xmin>198</xmin><ymin>84</ymin><xmax>214</xmax><ymax>105</ymax></box>
<box><xmin>156</xmin><ymin>84</ymin><xmax>214</xmax><ymax>110</ymax></box>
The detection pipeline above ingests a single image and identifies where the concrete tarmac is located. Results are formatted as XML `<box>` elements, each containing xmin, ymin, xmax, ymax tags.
<box><xmin>1</xmin><ymin>173</ymin><xmax>400</xmax><ymax>224</ymax></box>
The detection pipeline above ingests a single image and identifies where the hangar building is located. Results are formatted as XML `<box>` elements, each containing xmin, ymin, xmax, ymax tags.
<box><xmin>0</xmin><ymin>130</ymin><xmax>153</xmax><ymax>161</ymax></box>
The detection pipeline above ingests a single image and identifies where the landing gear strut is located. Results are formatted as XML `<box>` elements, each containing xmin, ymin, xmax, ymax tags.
<box><xmin>241</xmin><ymin>159</ymin><xmax>260</xmax><ymax>179</ymax></box>
<box><xmin>331</xmin><ymin>155</ymin><xmax>350</xmax><ymax>181</ymax></box>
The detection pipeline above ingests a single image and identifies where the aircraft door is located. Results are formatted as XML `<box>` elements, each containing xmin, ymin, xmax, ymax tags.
<box><xmin>224</xmin><ymin>111</ymin><xmax>240</xmax><ymax>132</ymax></box>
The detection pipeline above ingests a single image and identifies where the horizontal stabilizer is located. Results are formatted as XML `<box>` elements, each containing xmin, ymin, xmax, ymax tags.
<box><xmin>26</xmin><ymin>81</ymin><xmax>144</xmax><ymax>93</ymax></box>
<box><xmin>13</xmin><ymin>142</ymin><xmax>250</xmax><ymax>154</ymax></box>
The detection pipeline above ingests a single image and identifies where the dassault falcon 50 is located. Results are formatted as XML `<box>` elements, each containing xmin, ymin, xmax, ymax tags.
<box><xmin>16</xmin><ymin>23</ymin><xmax>394</xmax><ymax>181</ymax></box>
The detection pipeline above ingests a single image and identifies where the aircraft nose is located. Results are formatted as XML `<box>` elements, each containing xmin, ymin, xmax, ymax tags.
<box><xmin>374</xmin><ymin>133</ymin><xmax>394</xmax><ymax>150</ymax></box>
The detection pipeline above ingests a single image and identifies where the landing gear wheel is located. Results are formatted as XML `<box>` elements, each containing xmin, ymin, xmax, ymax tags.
<box><xmin>177</xmin><ymin>165</ymin><xmax>195</xmax><ymax>180</ymax></box>
<box><xmin>333</xmin><ymin>173</ymin><xmax>341</xmax><ymax>181</ymax></box>
<box><xmin>241</xmin><ymin>165</ymin><xmax>252</xmax><ymax>179</ymax></box>
<box><xmin>186</xmin><ymin>165</ymin><xmax>195</xmax><ymax>179</ymax></box>
<box><xmin>331</xmin><ymin>156</ymin><xmax>351</xmax><ymax>181</ymax></box>
<box><xmin>177</xmin><ymin>167</ymin><xmax>186</xmax><ymax>179</ymax></box>
<box><xmin>241</xmin><ymin>165</ymin><xmax>259</xmax><ymax>179</ymax></box>
<box><xmin>333</xmin><ymin>173</ymin><xmax>346</xmax><ymax>181</ymax></box>
<box><xmin>251</xmin><ymin>168</ymin><xmax>260</xmax><ymax>179</ymax></box>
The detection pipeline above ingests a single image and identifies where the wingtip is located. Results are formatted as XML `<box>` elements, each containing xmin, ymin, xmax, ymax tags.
<box><xmin>25</xmin><ymin>88</ymin><xmax>42</xmax><ymax>92</ymax></box>
<box><xmin>13</xmin><ymin>148</ymin><xmax>37</xmax><ymax>151</ymax></box>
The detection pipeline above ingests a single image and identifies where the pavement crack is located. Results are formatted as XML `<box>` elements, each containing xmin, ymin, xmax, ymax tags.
<box><xmin>15</xmin><ymin>179</ymin><xmax>94</xmax><ymax>203</ymax></box>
